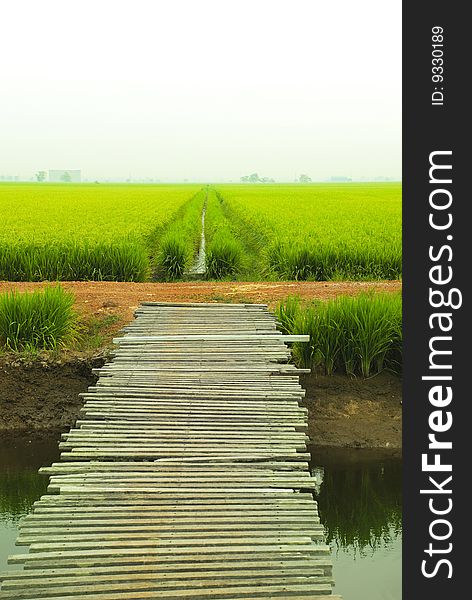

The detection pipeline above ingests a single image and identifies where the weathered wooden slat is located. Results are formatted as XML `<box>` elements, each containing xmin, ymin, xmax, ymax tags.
<box><xmin>1</xmin><ymin>571</ymin><xmax>330</xmax><ymax>591</ymax></box>
<box><xmin>0</xmin><ymin>558</ymin><xmax>332</xmax><ymax>580</ymax></box>
<box><xmin>114</xmin><ymin>334</ymin><xmax>310</xmax><ymax>343</ymax></box>
<box><xmin>0</xmin><ymin>577</ymin><xmax>332</xmax><ymax>599</ymax></box>
<box><xmin>16</xmin><ymin>527</ymin><xmax>325</xmax><ymax>544</ymax></box>
<box><xmin>0</xmin><ymin>585</ymin><xmax>336</xmax><ymax>600</ymax></box>
<box><xmin>9</xmin><ymin>543</ymin><xmax>332</xmax><ymax>563</ymax></box>
<box><xmin>20</xmin><ymin>515</ymin><xmax>320</xmax><ymax>528</ymax></box>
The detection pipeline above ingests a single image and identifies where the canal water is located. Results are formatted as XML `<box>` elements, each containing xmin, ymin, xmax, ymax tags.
<box><xmin>310</xmin><ymin>447</ymin><xmax>402</xmax><ymax>600</ymax></box>
<box><xmin>0</xmin><ymin>435</ymin><xmax>401</xmax><ymax>598</ymax></box>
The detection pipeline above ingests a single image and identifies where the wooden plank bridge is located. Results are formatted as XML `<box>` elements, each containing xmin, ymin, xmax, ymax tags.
<box><xmin>1</xmin><ymin>302</ymin><xmax>341</xmax><ymax>599</ymax></box>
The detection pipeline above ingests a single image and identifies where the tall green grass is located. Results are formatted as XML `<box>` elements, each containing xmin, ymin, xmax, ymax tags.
<box><xmin>217</xmin><ymin>183</ymin><xmax>402</xmax><ymax>281</ymax></box>
<box><xmin>0</xmin><ymin>183</ymin><xmax>401</xmax><ymax>283</ymax></box>
<box><xmin>212</xmin><ymin>190</ymin><xmax>268</xmax><ymax>280</ymax></box>
<box><xmin>277</xmin><ymin>293</ymin><xmax>402</xmax><ymax>376</ymax></box>
<box><xmin>0</xmin><ymin>183</ymin><xmax>201</xmax><ymax>283</ymax></box>
<box><xmin>0</xmin><ymin>240</ymin><xmax>150</xmax><ymax>282</ymax></box>
<box><xmin>154</xmin><ymin>191</ymin><xmax>205</xmax><ymax>280</ymax></box>
<box><xmin>0</xmin><ymin>287</ymin><xmax>78</xmax><ymax>351</ymax></box>
<box><xmin>268</xmin><ymin>242</ymin><xmax>401</xmax><ymax>281</ymax></box>
<box><xmin>205</xmin><ymin>231</ymin><xmax>244</xmax><ymax>279</ymax></box>
<box><xmin>157</xmin><ymin>234</ymin><xmax>188</xmax><ymax>280</ymax></box>
<box><xmin>204</xmin><ymin>190</ymin><xmax>245</xmax><ymax>279</ymax></box>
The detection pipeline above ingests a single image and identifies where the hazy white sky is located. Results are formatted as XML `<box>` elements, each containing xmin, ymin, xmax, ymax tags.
<box><xmin>1</xmin><ymin>0</ymin><xmax>401</xmax><ymax>181</ymax></box>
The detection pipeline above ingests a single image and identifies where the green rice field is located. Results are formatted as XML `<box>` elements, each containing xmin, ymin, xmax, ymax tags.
<box><xmin>216</xmin><ymin>183</ymin><xmax>401</xmax><ymax>280</ymax></box>
<box><xmin>0</xmin><ymin>182</ymin><xmax>401</xmax><ymax>282</ymax></box>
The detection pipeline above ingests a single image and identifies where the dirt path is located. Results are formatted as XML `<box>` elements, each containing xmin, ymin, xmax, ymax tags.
<box><xmin>0</xmin><ymin>280</ymin><xmax>401</xmax><ymax>324</ymax></box>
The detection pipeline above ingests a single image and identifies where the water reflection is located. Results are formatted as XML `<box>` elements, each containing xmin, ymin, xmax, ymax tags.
<box><xmin>310</xmin><ymin>447</ymin><xmax>402</xmax><ymax>600</ymax></box>
<box><xmin>0</xmin><ymin>437</ymin><xmax>402</xmax><ymax>599</ymax></box>
<box><xmin>0</xmin><ymin>435</ymin><xmax>59</xmax><ymax>567</ymax></box>
<box><xmin>0</xmin><ymin>470</ymin><xmax>49</xmax><ymax>522</ymax></box>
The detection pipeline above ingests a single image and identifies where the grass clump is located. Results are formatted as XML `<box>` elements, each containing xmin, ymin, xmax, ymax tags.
<box><xmin>76</xmin><ymin>313</ymin><xmax>122</xmax><ymax>351</ymax></box>
<box><xmin>156</xmin><ymin>234</ymin><xmax>188</xmax><ymax>280</ymax></box>
<box><xmin>154</xmin><ymin>190</ymin><xmax>206</xmax><ymax>280</ymax></box>
<box><xmin>276</xmin><ymin>292</ymin><xmax>402</xmax><ymax>377</ymax></box>
<box><xmin>204</xmin><ymin>190</ymin><xmax>245</xmax><ymax>279</ymax></box>
<box><xmin>0</xmin><ymin>286</ymin><xmax>78</xmax><ymax>352</ymax></box>
<box><xmin>205</xmin><ymin>233</ymin><xmax>243</xmax><ymax>279</ymax></box>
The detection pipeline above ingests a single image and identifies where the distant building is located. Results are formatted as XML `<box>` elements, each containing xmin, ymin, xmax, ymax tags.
<box><xmin>48</xmin><ymin>169</ymin><xmax>81</xmax><ymax>183</ymax></box>
<box><xmin>328</xmin><ymin>176</ymin><xmax>352</xmax><ymax>182</ymax></box>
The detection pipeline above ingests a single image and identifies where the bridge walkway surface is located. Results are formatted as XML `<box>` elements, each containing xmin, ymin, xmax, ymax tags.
<box><xmin>0</xmin><ymin>301</ymin><xmax>341</xmax><ymax>599</ymax></box>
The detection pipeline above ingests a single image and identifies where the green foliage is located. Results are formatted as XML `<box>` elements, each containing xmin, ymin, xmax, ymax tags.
<box><xmin>276</xmin><ymin>292</ymin><xmax>402</xmax><ymax>376</ymax></box>
<box><xmin>0</xmin><ymin>239</ymin><xmax>150</xmax><ymax>282</ymax></box>
<box><xmin>217</xmin><ymin>183</ymin><xmax>402</xmax><ymax>281</ymax></box>
<box><xmin>203</xmin><ymin>190</ymin><xmax>246</xmax><ymax>280</ymax></box>
<box><xmin>154</xmin><ymin>190</ymin><xmax>206</xmax><ymax>280</ymax></box>
<box><xmin>0</xmin><ymin>286</ymin><xmax>78</xmax><ymax>351</ymax></box>
<box><xmin>0</xmin><ymin>183</ymin><xmax>200</xmax><ymax>282</ymax></box>
<box><xmin>268</xmin><ymin>242</ymin><xmax>401</xmax><ymax>281</ymax></box>
<box><xmin>205</xmin><ymin>232</ymin><xmax>243</xmax><ymax>279</ymax></box>
<box><xmin>275</xmin><ymin>295</ymin><xmax>303</xmax><ymax>334</ymax></box>
<box><xmin>77</xmin><ymin>313</ymin><xmax>122</xmax><ymax>351</ymax></box>
<box><xmin>156</xmin><ymin>234</ymin><xmax>188</xmax><ymax>280</ymax></box>
<box><xmin>0</xmin><ymin>182</ymin><xmax>402</xmax><ymax>283</ymax></box>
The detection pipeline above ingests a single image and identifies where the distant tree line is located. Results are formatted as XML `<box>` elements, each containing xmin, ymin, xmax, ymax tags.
<box><xmin>240</xmin><ymin>173</ymin><xmax>275</xmax><ymax>183</ymax></box>
<box><xmin>240</xmin><ymin>173</ymin><xmax>314</xmax><ymax>183</ymax></box>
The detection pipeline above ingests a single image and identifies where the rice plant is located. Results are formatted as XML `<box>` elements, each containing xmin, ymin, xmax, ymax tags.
<box><xmin>205</xmin><ymin>234</ymin><xmax>243</xmax><ymax>279</ymax></box>
<box><xmin>276</xmin><ymin>292</ymin><xmax>402</xmax><ymax>376</ymax></box>
<box><xmin>217</xmin><ymin>183</ymin><xmax>402</xmax><ymax>281</ymax></box>
<box><xmin>156</xmin><ymin>234</ymin><xmax>188</xmax><ymax>280</ymax></box>
<box><xmin>267</xmin><ymin>242</ymin><xmax>401</xmax><ymax>281</ymax></box>
<box><xmin>0</xmin><ymin>240</ymin><xmax>150</xmax><ymax>282</ymax></box>
<box><xmin>0</xmin><ymin>183</ymin><xmax>200</xmax><ymax>282</ymax></box>
<box><xmin>0</xmin><ymin>182</ymin><xmax>401</xmax><ymax>283</ymax></box>
<box><xmin>154</xmin><ymin>190</ymin><xmax>206</xmax><ymax>280</ymax></box>
<box><xmin>0</xmin><ymin>286</ymin><xmax>78</xmax><ymax>351</ymax></box>
<box><xmin>203</xmin><ymin>190</ymin><xmax>246</xmax><ymax>279</ymax></box>
<box><xmin>275</xmin><ymin>295</ymin><xmax>302</xmax><ymax>334</ymax></box>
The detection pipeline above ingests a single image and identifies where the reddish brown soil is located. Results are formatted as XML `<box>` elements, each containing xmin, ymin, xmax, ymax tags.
<box><xmin>0</xmin><ymin>358</ymin><xmax>100</xmax><ymax>434</ymax></box>
<box><xmin>0</xmin><ymin>280</ymin><xmax>401</xmax><ymax>325</ymax></box>
<box><xmin>303</xmin><ymin>372</ymin><xmax>402</xmax><ymax>449</ymax></box>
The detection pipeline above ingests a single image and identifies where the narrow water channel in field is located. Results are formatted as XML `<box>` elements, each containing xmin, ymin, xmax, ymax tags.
<box><xmin>0</xmin><ymin>435</ymin><xmax>401</xmax><ymax>598</ymax></box>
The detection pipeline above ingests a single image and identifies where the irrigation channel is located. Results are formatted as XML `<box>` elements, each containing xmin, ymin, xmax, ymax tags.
<box><xmin>0</xmin><ymin>302</ymin><xmax>342</xmax><ymax>599</ymax></box>
<box><xmin>187</xmin><ymin>192</ymin><xmax>207</xmax><ymax>277</ymax></box>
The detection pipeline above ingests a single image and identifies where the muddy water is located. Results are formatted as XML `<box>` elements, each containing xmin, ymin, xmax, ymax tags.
<box><xmin>310</xmin><ymin>447</ymin><xmax>402</xmax><ymax>600</ymax></box>
<box><xmin>0</xmin><ymin>436</ymin><xmax>401</xmax><ymax>599</ymax></box>
<box><xmin>0</xmin><ymin>435</ymin><xmax>60</xmax><ymax>568</ymax></box>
